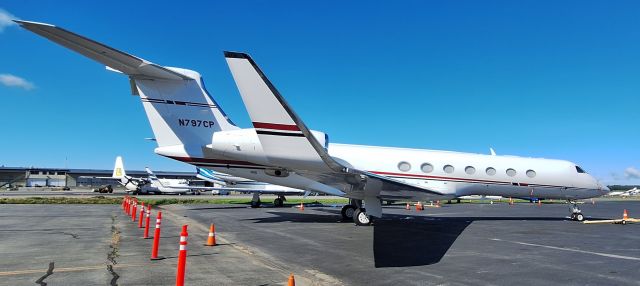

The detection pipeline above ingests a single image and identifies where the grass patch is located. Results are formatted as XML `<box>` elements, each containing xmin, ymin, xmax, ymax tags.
<box><xmin>0</xmin><ymin>196</ymin><xmax>123</xmax><ymax>204</ymax></box>
<box><xmin>137</xmin><ymin>197</ymin><xmax>349</xmax><ymax>206</ymax></box>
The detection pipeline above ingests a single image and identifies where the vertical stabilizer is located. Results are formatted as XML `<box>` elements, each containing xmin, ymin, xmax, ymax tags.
<box><xmin>113</xmin><ymin>156</ymin><xmax>126</xmax><ymax>178</ymax></box>
<box><xmin>145</xmin><ymin>167</ymin><xmax>164</xmax><ymax>187</ymax></box>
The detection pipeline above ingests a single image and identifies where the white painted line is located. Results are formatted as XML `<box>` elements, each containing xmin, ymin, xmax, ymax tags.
<box><xmin>491</xmin><ymin>238</ymin><xmax>640</xmax><ymax>261</ymax></box>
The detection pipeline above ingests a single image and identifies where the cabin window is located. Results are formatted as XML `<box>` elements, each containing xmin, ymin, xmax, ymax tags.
<box><xmin>443</xmin><ymin>165</ymin><xmax>454</xmax><ymax>173</ymax></box>
<box><xmin>526</xmin><ymin>170</ymin><xmax>536</xmax><ymax>178</ymax></box>
<box><xmin>398</xmin><ymin>161</ymin><xmax>411</xmax><ymax>172</ymax></box>
<box><xmin>465</xmin><ymin>166</ymin><xmax>476</xmax><ymax>175</ymax></box>
<box><xmin>506</xmin><ymin>168</ymin><xmax>517</xmax><ymax>177</ymax></box>
<box><xmin>486</xmin><ymin>167</ymin><xmax>496</xmax><ymax>175</ymax></box>
<box><xmin>420</xmin><ymin>163</ymin><xmax>434</xmax><ymax>173</ymax></box>
<box><xmin>576</xmin><ymin>166</ymin><xmax>586</xmax><ymax>173</ymax></box>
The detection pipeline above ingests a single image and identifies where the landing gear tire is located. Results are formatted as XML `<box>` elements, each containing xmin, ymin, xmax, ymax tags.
<box><xmin>341</xmin><ymin>205</ymin><xmax>356</xmax><ymax>220</ymax></box>
<box><xmin>250</xmin><ymin>200</ymin><xmax>261</xmax><ymax>208</ymax></box>
<box><xmin>353</xmin><ymin>208</ymin><xmax>372</xmax><ymax>226</ymax></box>
<box><xmin>273</xmin><ymin>198</ymin><xmax>284</xmax><ymax>208</ymax></box>
<box><xmin>567</xmin><ymin>200</ymin><xmax>586</xmax><ymax>222</ymax></box>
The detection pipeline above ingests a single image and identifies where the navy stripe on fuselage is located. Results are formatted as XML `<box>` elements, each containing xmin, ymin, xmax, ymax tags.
<box><xmin>141</xmin><ymin>97</ymin><xmax>217</xmax><ymax>108</ymax></box>
<box><xmin>255</xmin><ymin>130</ymin><xmax>305</xmax><ymax>137</ymax></box>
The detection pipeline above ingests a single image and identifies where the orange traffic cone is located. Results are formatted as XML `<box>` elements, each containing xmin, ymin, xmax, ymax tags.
<box><xmin>537</xmin><ymin>200</ymin><xmax>542</xmax><ymax>207</ymax></box>
<box><xmin>436</xmin><ymin>200</ymin><xmax>441</xmax><ymax>207</ymax></box>
<box><xmin>299</xmin><ymin>202</ymin><xmax>304</xmax><ymax>211</ymax></box>
<box><xmin>623</xmin><ymin>209</ymin><xmax>629</xmax><ymax>220</ymax></box>
<box><xmin>405</xmin><ymin>203</ymin><xmax>410</xmax><ymax>210</ymax></box>
<box><xmin>205</xmin><ymin>223</ymin><xmax>216</xmax><ymax>246</ymax></box>
<box><xmin>509</xmin><ymin>197</ymin><xmax>514</xmax><ymax>206</ymax></box>
<box><xmin>288</xmin><ymin>273</ymin><xmax>295</xmax><ymax>286</ymax></box>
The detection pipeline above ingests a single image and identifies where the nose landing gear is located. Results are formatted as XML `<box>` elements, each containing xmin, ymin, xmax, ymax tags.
<box><xmin>568</xmin><ymin>200</ymin><xmax>585</xmax><ymax>222</ymax></box>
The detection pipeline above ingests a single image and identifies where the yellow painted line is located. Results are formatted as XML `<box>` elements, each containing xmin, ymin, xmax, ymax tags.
<box><xmin>583</xmin><ymin>218</ymin><xmax>640</xmax><ymax>224</ymax></box>
<box><xmin>0</xmin><ymin>263</ymin><xmax>143</xmax><ymax>276</ymax></box>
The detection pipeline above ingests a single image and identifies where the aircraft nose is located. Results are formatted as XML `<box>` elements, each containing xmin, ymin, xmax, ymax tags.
<box><xmin>598</xmin><ymin>183</ymin><xmax>610</xmax><ymax>193</ymax></box>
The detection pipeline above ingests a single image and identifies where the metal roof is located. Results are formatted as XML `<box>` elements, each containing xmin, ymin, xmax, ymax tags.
<box><xmin>0</xmin><ymin>167</ymin><xmax>195</xmax><ymax>178</ymax></box>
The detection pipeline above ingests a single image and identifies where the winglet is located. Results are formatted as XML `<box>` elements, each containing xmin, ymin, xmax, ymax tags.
<box><xmin>490</xmin><ymin>148</ymin><xmax>496</xmax><ymax>156</ymax></box>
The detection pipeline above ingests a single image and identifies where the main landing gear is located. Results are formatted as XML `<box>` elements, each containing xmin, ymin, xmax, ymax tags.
<box><xmin>273</xmin><ymin>195</ymin><xmax>286</xmax><ymax>208</ymax></box>
<box><xmin>568</xmin><ymin>200</ymin><xmax>585</xmax><ymax>222</ymax></box>
<box><xmin>341</xmin><ymin>199</ymin><xmax>373</xmax><ymax>226</ymax></box>
<box><xmin>250</xmin><ymin>193</ymin><xmax>261</xmax><ymax>208</ymax></box>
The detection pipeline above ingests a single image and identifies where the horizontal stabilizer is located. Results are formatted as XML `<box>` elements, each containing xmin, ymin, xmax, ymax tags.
<box><xmin>14</xmin><ymin>20</ymin><xmax>192</xmax><ymax>81</ymax></box>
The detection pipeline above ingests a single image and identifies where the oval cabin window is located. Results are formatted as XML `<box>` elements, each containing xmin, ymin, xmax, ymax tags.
<box><xmin>506</xmin><ymin>168</ymin><xmax>517</xmax><ymax>177</ymax></box>
<box><xmin>465</xmin><ymin>166</ymin><xmax>476</xmax><ymax>175</ymax></box>
<box><xmin>486</xmin><ymin>167</ymin><xmax>496</xmax><ymax>176</ymax></box>
<box><xmin>421</xmin><ymin>163</ymin><xmax>434</xmax><ymax>173</ymax></box>
<box><xmin>526</xmin><ymin>169</ymin><xmax>536</xmax><ymax>178</ymax></box>
<box><xmin>443</xmin><ymin>165</ymin><xmax>454</xmax><ymax>173</ymax></box>
<box><xmin>398</xmin><ymin>161</ymin><xmax>411</xmax><ymax>172</ymax></box>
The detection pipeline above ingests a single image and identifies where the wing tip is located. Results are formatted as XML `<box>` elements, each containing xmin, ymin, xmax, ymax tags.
<box><xmin>224</xmin><ymin>51</ymin><xmax>251</xmax><ymax>59</ymax></box>
<box><xmin>13</xmin><ymin>20</ymin><xmax>55</xmax><ymax>28</ymax></box>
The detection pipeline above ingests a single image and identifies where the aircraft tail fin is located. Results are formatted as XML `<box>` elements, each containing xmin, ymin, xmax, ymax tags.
<box><xmin>113</xmin><ymin>156</ymin><xmax>126</xmax><ymax>178</ymax></box>
<box><xmin>145</xmin><ymin>167</ymin><xmax>164</xmax><ymax>187</ymax></box>
<box><xmin>112</xmin><ymin>156</ymin><xmax>129</xmax><ymax>185</ymax></box>
<box><xmin>16</xmin><ymin>20</ymin><xmax>239</xmax><ymax>152</ymax></box>
<box><xmin>196</xmin><ymin>167</ymin><xmax>227</xmax><ymax>185</ymax></box>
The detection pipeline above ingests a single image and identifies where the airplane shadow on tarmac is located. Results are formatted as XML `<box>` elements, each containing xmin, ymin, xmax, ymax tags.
<box><xmin>244</xmin><ymin>208</ymin><xmax>570</xmax><ymax>268</ymax></box>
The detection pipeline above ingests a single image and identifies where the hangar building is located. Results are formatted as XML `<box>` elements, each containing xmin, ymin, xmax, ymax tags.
<box><xmin>0</xmin><ymin>167</ymin><xmax>195</xmax><ymax>188</ymax></box>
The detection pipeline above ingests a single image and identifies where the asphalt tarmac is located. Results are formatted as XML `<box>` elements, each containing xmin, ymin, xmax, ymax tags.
<box><xmin>1</xmin><ymin>200</ymin><xmax>639</xmax><ymax>285</ymax></box>
<box><xmin>165</xmin><ymin>200</ymin><xmax>640</xmax><ymax>286</ymax></box>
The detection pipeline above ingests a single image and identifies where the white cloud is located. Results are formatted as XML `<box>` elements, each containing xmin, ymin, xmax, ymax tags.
<box><xmin>0</xmin><ymin>74</ymin><xmax>35</xmax><ymax>90</ymax></box>
<box><xmin>625</xmin><ymin>167</ymin><xmax>640</xmax><ymax>179</ymax></box>
<box><xmin>0</xmin><ymin>8</ymin><xmax>19</xmax><ymax>32</ymax></box>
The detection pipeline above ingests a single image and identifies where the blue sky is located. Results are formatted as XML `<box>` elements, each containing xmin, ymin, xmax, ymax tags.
<box><xmin>0</xmin><ymin>1</ymin><xmax>638</xmax><ymax>185</ymax></box>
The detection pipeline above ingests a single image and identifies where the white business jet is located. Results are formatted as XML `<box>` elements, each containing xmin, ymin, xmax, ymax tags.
<box><xmin>608</xmin><ymin>187</ymin><xmax>638</xmax><ymax>197</ymax></box>
<box><xmin>16</xmin><ymin>20</ymin><xmax>610</xmax><ymax>225</ymax></box>
<box><xmin>196</xmin><ymin>167</ymin><xmax>310</xmax><ymax>207</ymax></box>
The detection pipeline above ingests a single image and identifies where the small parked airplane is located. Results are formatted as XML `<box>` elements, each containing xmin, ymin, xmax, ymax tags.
<box><xmin>196</xmin><ymin>167</ymin><xmax>309</xmax><ymax>207</ymax></box>
<box><xmin>17</xmin><ymin>20</ymin><xmax>610</xmax><ymax>225</ymax></box>
<box><xmin>143</xmin><ymin>167</ymin><xmax>219</xmax><ymax>195</ymax></box>
<box><xmin>106</xmin><ymin>156</ymin><xmax>148</xmax><ymax>193</ymax></box>
<box><xmin>608</xmin><ymin>187</ymin><xmax>639</xmax><ymax>197</ymax></box>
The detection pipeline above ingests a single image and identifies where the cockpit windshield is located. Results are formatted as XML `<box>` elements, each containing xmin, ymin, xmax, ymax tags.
<box><xmin>576</xmin><ymin>166</ymin><xmax>587</xmax><ymax>174</ymax></box>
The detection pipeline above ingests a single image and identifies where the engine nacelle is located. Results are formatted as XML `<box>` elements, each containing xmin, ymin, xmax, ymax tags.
<box><xmin>205</xmin><ymin>129</ymin><xmax>330</xmax><ymax>165</ymax></box>
<box><xmin>205</xmin><ymin>129</ymin><xmax>270</xmax><ymax>165</ymax></box>
<box><xmin>264</xmin><ymin>169</ymin><xmax>290</xmax><ymax>177</ymax></box>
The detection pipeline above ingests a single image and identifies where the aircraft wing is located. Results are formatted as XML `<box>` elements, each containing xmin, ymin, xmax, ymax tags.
<box><xmin>14</xmin><ymin>20</ymin><xmax>192</xmax><ymax>81</ymax></box>
<box><xmin>224</xmin><ymin>52</ymin><xmax>447</xmax><ymax>203</ymax></box>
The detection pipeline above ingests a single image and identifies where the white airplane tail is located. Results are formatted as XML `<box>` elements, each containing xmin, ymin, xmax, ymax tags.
<box><xmin>15</xmin><ymin>20</ymin><xmax>239</xmax><ymax>150</ymax></box>
<box><xmin>112</xmin><ymin>156</ymin><xmax>132</xmax><ymax>186</ymax></box>
<box><xmin>145</xmin><ymin>167</ymin><xmax>164</xmax><ymax>188</ymax></box>
<box><xmin>135</xmin><ymin>71</ymin><xmax>239</xmax><ymax>148</ymax></box>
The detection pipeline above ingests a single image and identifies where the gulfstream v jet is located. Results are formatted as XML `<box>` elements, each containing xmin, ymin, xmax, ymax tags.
<box><xmin>17</xmin><ymin>20</ymin><xmax>610</xmax><ymax>225</ymax></box>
